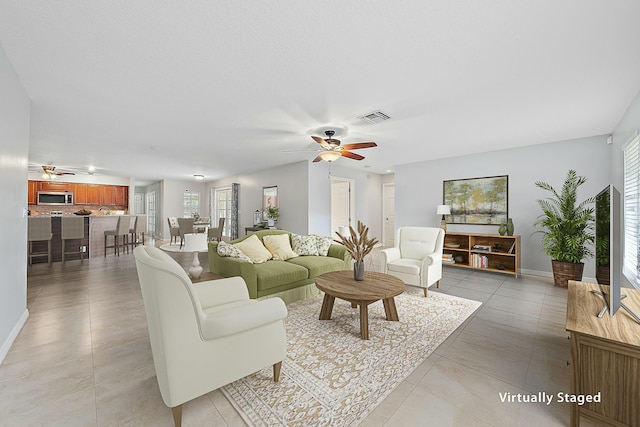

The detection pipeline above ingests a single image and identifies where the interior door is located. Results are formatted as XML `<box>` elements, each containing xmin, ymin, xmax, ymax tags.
<box><xmin>383</xmin><ymin>183</ymin><xmax>395</xmax><ymax>247</ymax></box>
<box><xmin>331</xmin><ymin>179</ymin><xmax>352</xmax><ymax>236</ymax></box>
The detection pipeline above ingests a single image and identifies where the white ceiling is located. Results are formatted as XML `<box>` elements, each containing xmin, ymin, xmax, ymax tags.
<box><xmin>1</xmin><ymin>1</ymin><xmax>640</xmax><ymax>184</ymax></box>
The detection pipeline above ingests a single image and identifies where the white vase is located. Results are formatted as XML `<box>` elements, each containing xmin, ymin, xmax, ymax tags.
<box><xmin>267</xmin><ymin>218</ymin><xmax>275</xmax><ymax>227</ymax></box>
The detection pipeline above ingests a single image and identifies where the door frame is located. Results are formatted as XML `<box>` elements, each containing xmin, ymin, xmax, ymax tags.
<box><xmin>330</xmin><ymin>176</ymin><xmax>356</xmax><ymax>234</ymax></box>
<box><xmin>382</xmin><ymin>183</ymin><xmax>395</xmax><ymax>246</ymax></box>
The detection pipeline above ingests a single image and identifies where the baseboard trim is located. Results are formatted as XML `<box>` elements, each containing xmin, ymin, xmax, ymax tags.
<box><xmin>0</xmin><ymin>309</ymin><xmax>29</xmax><ymax>366</ymax></box>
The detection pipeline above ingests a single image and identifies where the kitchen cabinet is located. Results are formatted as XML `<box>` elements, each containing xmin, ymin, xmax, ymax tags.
<box><xmin>73</xmin><ymin>183</ymin><xmax>88</xmax><ymax>204</ymax></box>
<box><xmin>28</xmin><ymin>180</ymin><xmax>37</xmax><ymax>205</ymax></box>
<box><xmin>101</xmin><ymin>185</ymin><xmax>116</xmax><ymax>205</ymax></box>
<box><xmin>86</xmin><ymin>185</ymin><xmax>101</xmax><ymax>205</ymax></box>
<box><xmin>37</xmin><ymin>181</ymin><xmax>72</xmax><ymax>192</ymax></box>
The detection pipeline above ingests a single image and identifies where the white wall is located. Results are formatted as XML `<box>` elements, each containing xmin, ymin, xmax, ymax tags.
<box><xmin>0</xmin><ymin>46</ymin><xmax>30</xmax><ymax>364</ymax></box>
<box><xmin>395</xmin><ymin>136</ymin><xmax>611</xmax><ymax>277</ymax></box>
<box><xmin>308</xmin><ymin>162</ymin><xmax>383</xmax><ymax>239</ymax></box>
<box><xmin>611</xmin><ymin>89</ymin><xmax>640</xmax><ymax>288</ymax></box>
<box><xmin>208</xmin><ymin>160</ymin><xmax>384</xmax><ymax>238</ymax></box>
<box><xmin>208</xmin><ymin>161</ymin><xmax>310</xmax><ymax>235</ymax></box>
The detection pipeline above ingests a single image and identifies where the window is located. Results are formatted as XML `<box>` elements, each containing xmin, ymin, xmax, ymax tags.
<box><xmin>183</xmin><ymin>191</ymin><xmax>200</xmax><ymax>217</ymax></box>
<box><xmin>146</xmin><ymin>191</ymin><xmax>156</xmax><ymax>237</ymax></box>
<box><xmin>623</xmin><ymin>131</ymin><xmax>640</xmax><ymax>289</ymax></box>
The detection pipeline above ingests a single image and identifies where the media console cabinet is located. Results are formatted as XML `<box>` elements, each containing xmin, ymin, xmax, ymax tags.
<box><xmin>443</xmin><ymin>232</ymin><xmax>520</xmax><ymax>276</ymax></box>
<box><xmin>565</xmin><ymin>281</ymin><xmax>640</xmax><ymax>427</ymax></box>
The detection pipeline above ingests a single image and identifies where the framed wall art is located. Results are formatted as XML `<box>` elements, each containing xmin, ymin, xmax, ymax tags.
<box><xmin>262</xmin><ymin>186</ymin><xmax>278</xmax><ymax>220</ymax></box>
<box><xmin>443</xmin><ymin>175</ymin><xmax>508</xmax><ymax>225</ymax></box>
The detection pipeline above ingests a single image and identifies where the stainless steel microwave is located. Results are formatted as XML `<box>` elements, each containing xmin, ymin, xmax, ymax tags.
<box><xmin>37</xmin><ymin>192</ymin><xmax>73</xmax><ymax>205</ymax></box>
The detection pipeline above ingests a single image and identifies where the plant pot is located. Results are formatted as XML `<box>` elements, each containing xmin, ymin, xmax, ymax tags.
<box><xmin>551</xmin><ymin>260</ymin><xmax>584</xmax><ymax>288</ymax></box>
<box><xmin>595</xmin><ymin>264</ymin><xmax>610</xmax><ymax>286</ymax></box>
<box><xmin>353</xmin><ymin>261</ymin><xmax>365</xmax><ymax>281</ymax></box>
<box><xmin>267</xmin><ymin>218</ymin><xmax>275</xmax><ymax>227</ymax></box>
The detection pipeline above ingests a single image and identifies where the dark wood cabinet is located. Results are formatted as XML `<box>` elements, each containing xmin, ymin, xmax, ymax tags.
<box><xmin>101</xmin><ymin>185</ymin><xmax>116</xmax><ymax>205</ymax></box>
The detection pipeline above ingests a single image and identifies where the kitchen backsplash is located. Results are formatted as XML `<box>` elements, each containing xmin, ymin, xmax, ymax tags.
<box><xmin>28</xmin><ymin>205</ymin><xmax>128</xmax><ymax>216</ymax></box>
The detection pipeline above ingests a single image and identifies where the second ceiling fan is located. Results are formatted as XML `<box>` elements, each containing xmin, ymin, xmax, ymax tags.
<box><xmin>311</xmin><ymin>130</ymin><xmax>377</xmax><ymax>162</ymax></box>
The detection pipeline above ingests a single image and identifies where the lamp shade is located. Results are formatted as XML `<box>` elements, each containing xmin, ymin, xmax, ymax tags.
<box><xmin>436</xmin><ymin>205</ymin><xmax>451</xmax><ymax>215</ymax></box>
<box><xmin>319</xmin><ymin>151</ymin><xmax>342</xmax><ymax>162</ymax></box>
<box><xmin>183</xmin><ymin>233</ymin><xmax>208</xmax><ymax>253</ymax></box>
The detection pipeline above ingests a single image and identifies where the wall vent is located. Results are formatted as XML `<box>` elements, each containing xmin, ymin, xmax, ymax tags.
<box><xmin>358</xmin><ymin>110</ymin><xmax>391</xmax><ymax>124</ymax></box>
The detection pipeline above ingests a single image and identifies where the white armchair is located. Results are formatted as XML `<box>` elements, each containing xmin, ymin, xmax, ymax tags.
<box><xmin>133</xmin><ymin>246</ymin><xmax>287</xmax><ymax>427</ymax></box>
<box><xmin>380</xmin><ymin>227</ymin><xmax>445</xmax><ymax>297</ymax></box>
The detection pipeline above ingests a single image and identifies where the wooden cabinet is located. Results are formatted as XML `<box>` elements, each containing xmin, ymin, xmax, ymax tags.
<box><xmin>28</xmin><ymin>180</ymin><xmax>128</xmax><ymax>208</ymax></box>
<box><xmin>566</xmin><ymin>281</ymin><xmax>640</xmax><ymax>426</ymax></box>
<box><xmin>28</xmin><ymin>180</ymin><xmax>37</xmax><ymax>205</ymax></box>
<box><xmin>37</xmin><ymin>181</ymin><xmax>72</xmax><ymax>192</ymax></box>
<box><xmin>86</xmin><ymin>184</ymin><xmax>101</xmax><ymax>205</ymax></box>
<box><xmin>443</xmin><ymin>232</ymin><xmax>520</xmax><ymax>276</ymax></box>
<box><xmin>72</xmin><ymin>183</ymin><xmax>88</xmax><ymax>204</ymax></box>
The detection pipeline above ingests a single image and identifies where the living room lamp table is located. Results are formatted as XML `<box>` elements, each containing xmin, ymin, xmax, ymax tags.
<box><xmin>315</xmin><ymin>270</ymin><xmax>405</xmax><ymax>340</ymax></box>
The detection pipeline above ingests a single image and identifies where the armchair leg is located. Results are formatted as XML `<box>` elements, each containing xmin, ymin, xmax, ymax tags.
<box><xmin>436</xmin><ymin>280</ymin><xmax>440</xmax><ymax>288</ymax></box>
<box><xmin>171</xmin><ymin>405</ymin><xmax>182</xmax><ymax>427</ymax></box>
<box><xmin>273</xmin><ymin>361</ymin><xmax>282</xmax><ymax>382</ymax></box>
<box><xmin>423</xmin><ymin>287</ymin><xmax>428</xmax><ymax>297</ymax></box>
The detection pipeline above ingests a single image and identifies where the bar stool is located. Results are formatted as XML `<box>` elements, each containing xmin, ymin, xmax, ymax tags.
<box><xmin>104</xmin><ymin>216</ymin><xmax>130</xmax><ymax>256</ymax></box>
<box><xmin>62</xmin><ymin>216</ymin><xmax>86</xmax><ymax>263</ymax></box>
<box><xmin>129</xmin><ymin>215</ymin><xmax>147</xmax><ymax>248</ymax></box>
<box><xmin>28</xmin><ymin>217</ymin><xmax>53</xmax><ymax>265</ymax></box>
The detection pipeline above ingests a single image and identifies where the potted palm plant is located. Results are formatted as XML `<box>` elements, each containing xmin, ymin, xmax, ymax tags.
<box><xmin>533</xmin><ymin>169</ymin><xmax>595</xmax><ymax>287</ymax></box>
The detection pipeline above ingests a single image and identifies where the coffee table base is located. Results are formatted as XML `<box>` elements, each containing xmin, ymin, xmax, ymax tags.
<box><xmin>319</xmin><ymin>294</ymin><xmax>399</xmax><ymax>340</ymax></box>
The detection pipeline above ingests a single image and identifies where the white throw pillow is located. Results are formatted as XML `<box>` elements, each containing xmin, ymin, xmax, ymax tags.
<box><xmin>263</xmin><ymin>234</ymin><xmax>298</xmax><ymax>261</ymax></box>
<box><xmin>217</xmin><ymin>241</ymin><xmax>252</xmax><ymax>263</ymax></box>
<box><xmin>234</xmin><ymin>234</ymin><xmax>273</xmax><ymax>264</ymax></box>
<box><xmin>291</xmin><ymin>234</ymin><xmax>319</xmax><ymax>256</ymax></box>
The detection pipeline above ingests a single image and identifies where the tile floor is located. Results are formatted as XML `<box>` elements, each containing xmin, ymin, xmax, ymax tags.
<box><xmin>1</xmin><ymin>245</ymin><xmax>600</xmax><ymax>426</ymax></box>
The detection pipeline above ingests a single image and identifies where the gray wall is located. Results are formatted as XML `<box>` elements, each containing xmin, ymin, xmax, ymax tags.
<box><xmin>0</xmin><ymin>46</ymin><xmax>30</xmax><ymax>364</ymax></box>
<box><xmin>395</xmin><ymin>136</ymin><xmax>611</xmax><ymax>277</ymax></box>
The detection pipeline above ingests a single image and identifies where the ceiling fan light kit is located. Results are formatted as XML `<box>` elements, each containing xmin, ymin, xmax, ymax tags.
<box><xmin>311</xmin><ymin>130</ymin><xmax>378</xmax><ymax>163</ymax></box>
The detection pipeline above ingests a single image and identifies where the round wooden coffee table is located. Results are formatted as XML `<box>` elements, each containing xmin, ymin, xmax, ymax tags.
<box><xmin>315</xmin><ymin>270</ymin><xmax>405</xmax><ymax>340</ymax></box>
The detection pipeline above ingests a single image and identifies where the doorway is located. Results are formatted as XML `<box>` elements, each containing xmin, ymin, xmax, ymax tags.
<box><xmin>382</xmin><ymin>183</ymin><xmax>395</xmax><ymax>246</ymax></box>
<box><xmin>331</xmin><ymin>178</ymin><xmax>354</xmax><ymax>236</ymax></box>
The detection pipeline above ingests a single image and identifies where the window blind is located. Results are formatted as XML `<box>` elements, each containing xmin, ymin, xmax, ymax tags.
<box><xmin>623</xmin><ymin>131</ymin><xmax>640</xmax><ymax>289</ymax></box>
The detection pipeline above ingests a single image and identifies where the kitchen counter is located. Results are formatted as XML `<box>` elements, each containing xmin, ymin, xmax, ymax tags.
<box><xmin>28</xmin><ymin>215</ymin><xmax>144</xmax><ymax>262</ymax></box>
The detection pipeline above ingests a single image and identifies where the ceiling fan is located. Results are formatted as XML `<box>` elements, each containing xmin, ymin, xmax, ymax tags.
<box><xmin>311</xmin><ymin>130</ymin><xmax>377</xmax><ymax>163</ymax></box>
<box><xmin>39</xmin><ymin>165</ymin><xmax>76</xmax><ymax>179</ymax></box>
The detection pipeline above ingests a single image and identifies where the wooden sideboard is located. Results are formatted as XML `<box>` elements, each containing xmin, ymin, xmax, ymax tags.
<box><xmin>565</xmin><ymin>281</ymin><xmax>640</xmax><ymax>426</ymax></box>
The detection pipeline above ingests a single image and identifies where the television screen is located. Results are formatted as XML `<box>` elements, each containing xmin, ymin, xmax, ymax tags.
<box><xmin>595</xmin><ymin>185</ymin><xmax>621</xmax><ymax>316</ymax></box>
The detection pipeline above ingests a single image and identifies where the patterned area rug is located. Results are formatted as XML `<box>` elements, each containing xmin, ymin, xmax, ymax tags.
<box><xmin>222</xmin><ymin>287</ymin><xmax>481</xmax><ymax>426</ymax></box>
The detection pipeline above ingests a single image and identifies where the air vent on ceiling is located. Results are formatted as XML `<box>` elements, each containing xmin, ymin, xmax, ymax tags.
<box><xmin>358</xmin><ymin>110</ymin><xmax>391</xmax><ymax>125</ymax></box>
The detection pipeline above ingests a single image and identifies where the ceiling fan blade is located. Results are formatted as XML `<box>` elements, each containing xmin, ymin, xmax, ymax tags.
<box><xmin>341</xmin><ymin>151</ymin><xmax>365</xmax><ymax>161</ymax></box>
<box><xmin>311</xmin><ymin>135</ymin><xmax>330</xmax><ymax>147</ymax></box>
<box><xmin>312</xmin><ymin>155</ymin><xmax>324</xmax><ymax>163</ymax></box>
<box><xmin>57</xmin><ymin>172</ymin><xmax>76</xmax><ymax>175</ymax></box>
<box><xmin>341</xmin><ymin>142</ymin><xmax>377</xmax><ymax>150</ymax></box>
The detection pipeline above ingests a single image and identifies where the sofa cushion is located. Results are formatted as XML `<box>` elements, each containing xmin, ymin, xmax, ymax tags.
<box><xmin>263</xmin><ymin>234</ymin><xmax>298</xmax><ymax>261</ymax></box>
<box><xmin>291</xmin><ymin>234</ymin><xmax>319</xmax><ymax>256</ymax></box>
<box><xmin>314</xmin><ymin>235</ymin><xmax>333</xmax><ymax>256</ymax></box>
<box><xmin>254</xmin><ymin>261</ymin><xmax>309</xmax><ymax>292</ymax></box>
<box><xmin>217</xmin><ymin>241</ymin><xmax>252</xmax><ymax>263</ymax></box>
<box><xmin>234</xmin><ymin>234</ymin><xmax>273</xmax><ymax>264</ymax></box>
<box><xmin>287</xmin><ymin>256</ymin><xmax>347</xmax><ymax>279</ymax></box>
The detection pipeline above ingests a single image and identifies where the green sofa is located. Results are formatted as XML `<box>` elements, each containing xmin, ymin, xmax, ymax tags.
<box><xmin>208</xmin><ymin>229</ymin><xmax>351</xmax><ymax>303</ymax></box>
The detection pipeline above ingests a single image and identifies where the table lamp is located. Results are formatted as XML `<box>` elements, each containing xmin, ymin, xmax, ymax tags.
<box><xmin>183</xmin><ymin>233</ymin><xmax>209</xmax><ymax>279</ymax></box>
<box><xmin>436</xmin><ymin>205</ymin><xmax>451</xmax><ymax>231</ymax></box>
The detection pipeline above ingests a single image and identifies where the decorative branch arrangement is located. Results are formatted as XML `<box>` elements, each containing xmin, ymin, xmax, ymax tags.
<box><xmin>334</xmin><ymin>221</ymin><xmax>379</xmax><ymax>262</ymax></box>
